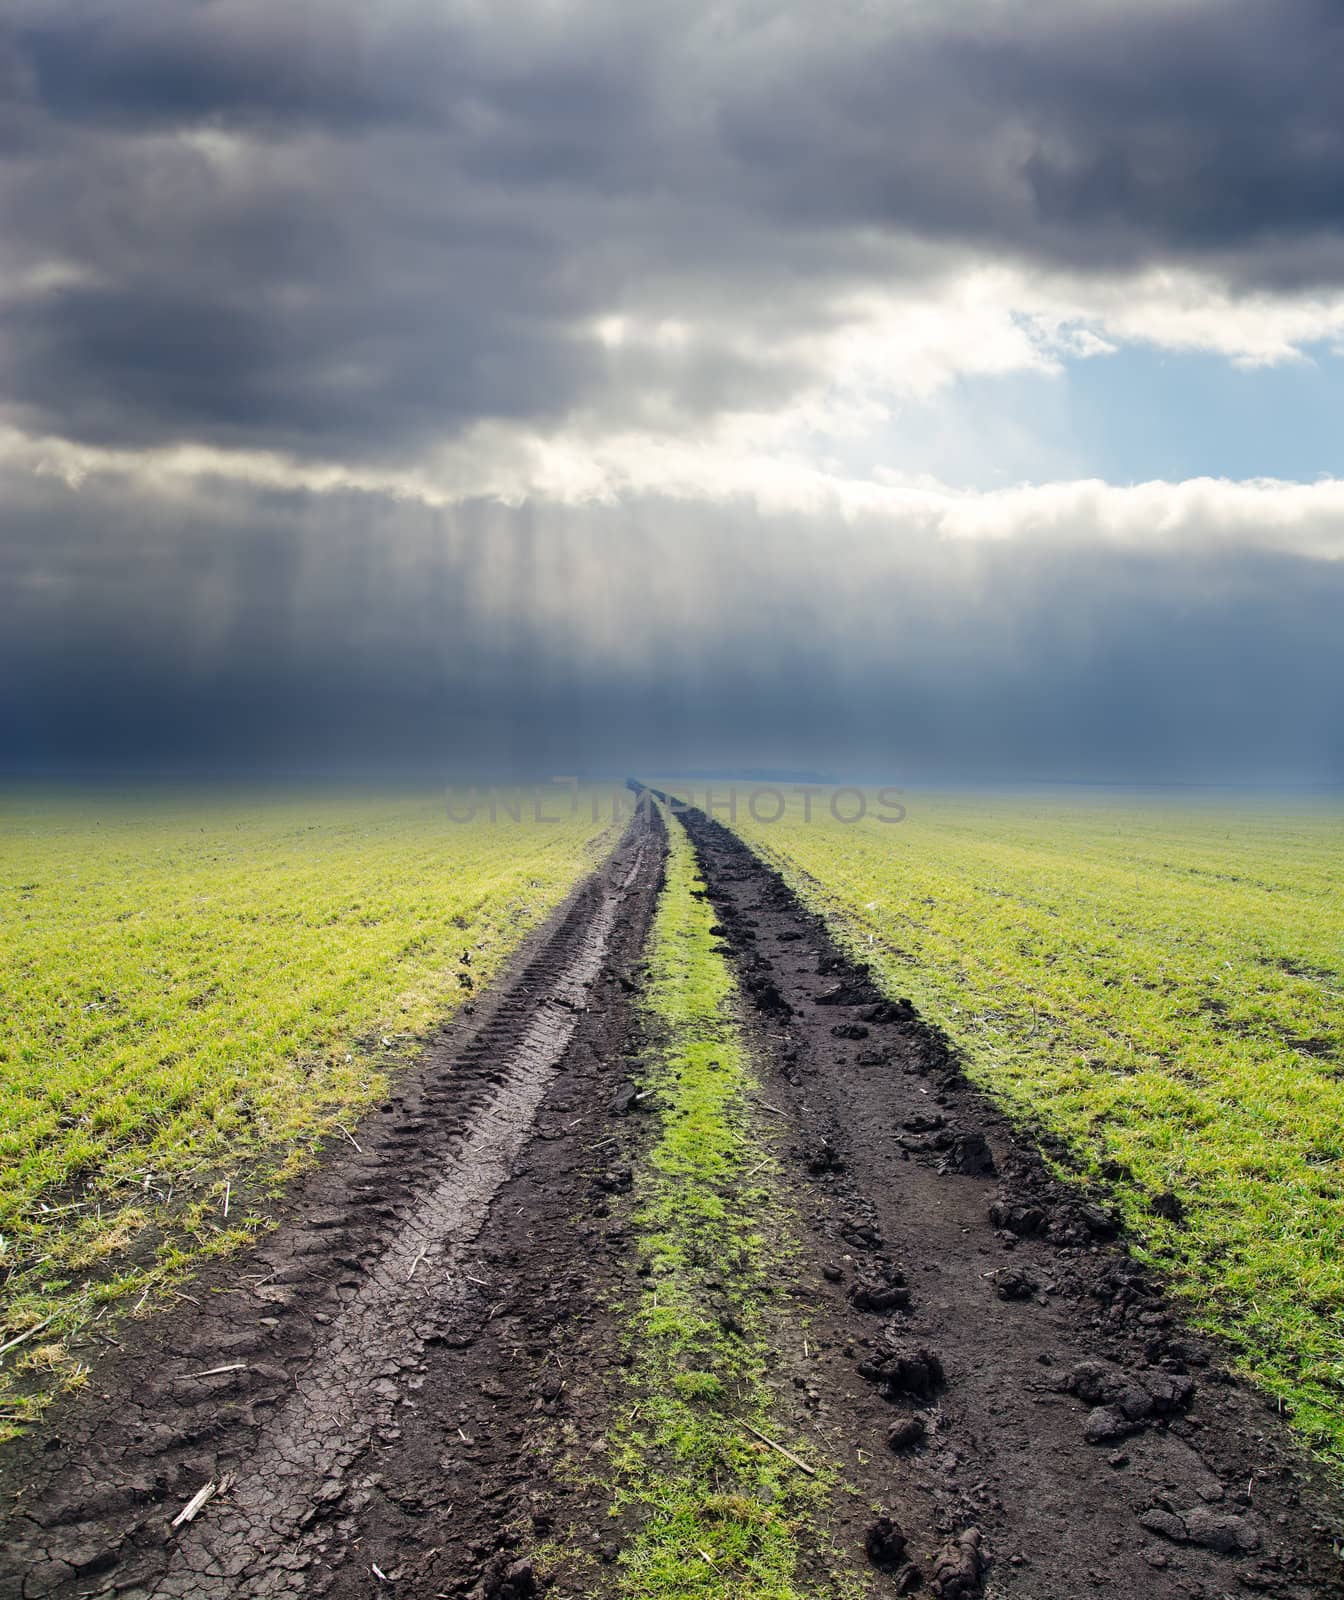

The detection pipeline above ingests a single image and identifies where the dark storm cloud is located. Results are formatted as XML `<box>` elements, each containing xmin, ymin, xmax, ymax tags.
<box><xmin>5</xmin><ymin>0</ymin><xmax>1344</xmax><ymax>785</ymax></box>
<box><xmin>718</xmin><ymin>4</ymin><xmax>1344</xmax><ymax>289</ymax></box>
<box><xmin>4</xmin><ymin>471</ymin><xmax>1342</xmax><ymax>785</ymax></box>
<box><xmin>4</xmin><ymin>0</ymin><xmax>1344</xmax><ymax>460</ymax></box>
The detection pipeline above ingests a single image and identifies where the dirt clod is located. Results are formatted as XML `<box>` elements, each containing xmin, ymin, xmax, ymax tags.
<box><xmin>848</xmin><ymin>1264</ymin><xmax>910</xmax><ymax>1313</ymax></box>
<box><xmin>993</xmin><ymin>1267</ymin><xmax>1036</xmax><ymax>1301</ymax></box>
<box><xmin>1067</xmin><ymin>1360</ymin><xmax>1196</xmax><ymax>1442</ymax></box>
<box><xmin>862</xmin><ymin>1000</ymin><xmax>915</xmax><ymax>1025</ymax></box>
<box><xmin>814</xmin><ymin>980</ymin><xmax>880</xmax><ymax>1006</ymax></box>
<box><xmin>929</xmin><ymin>1527</ymin><xmax>985</xmax><ymax>1597</ymax></box>
<box><xmin>939</xmin><ymin>1130</ymin><xmax>995</xmax><ymax>1177</ymax></box>
<box><xmin>806</xmin><ymin>1138</ymin><xmax>844</xmax><ymax>1175</ymax></box>
<box><xmin>857</xmin><ymin>1336</ymin><xmax>944</xmax><ymax>1399</ymax></box>
<box><xmin>864</xmin><ymin>1514</ymin><xmax>908</xmax><ymax>1568</ymax></box>
<box><xmin>886</xmin><ymin>1414</ymin><xmax>927</xmax><ymax>1452</ymax></box>
<box><xmin>1083</xmin><ymin>1404</ymin><xmax>1135</xmax><ymax>1443</ymax></box>
<box><xmin>1139</xmin><ymin>1505</ymin><xmax>1262</xmax><ymax>1555</ymax></box>
<box><xmin>473</xmin><ymin>1556</ymin><xmax>538</xmax><ymax>1600</ymax></box>
<box><xmin>746</xmin><ymin>977</ymin><xmax>792</xmax><ymax>1017</ymax></box>
<box><xmin>988</xmin><ymin>1199</ymin><xmax>1046</xmax><ymax>1236</ymax></box>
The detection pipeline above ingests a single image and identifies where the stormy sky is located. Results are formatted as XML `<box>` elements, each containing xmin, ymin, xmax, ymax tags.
<box><xmin>3</xmin><ymin>0</ymin><xmax>1344</xmax><ymax>783</ymax></box>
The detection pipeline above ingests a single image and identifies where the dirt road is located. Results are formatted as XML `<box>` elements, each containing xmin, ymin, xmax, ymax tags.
<box><xmin>2</xmin><ymin>799</ymin><xmax>1342</xmax><ymax>1599</ymax></box>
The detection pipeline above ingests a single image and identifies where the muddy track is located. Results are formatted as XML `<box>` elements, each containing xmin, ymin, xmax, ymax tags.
<box><xmin>677</xmin><ymin>802</ymin><xmax>1344</xmax><ymax>1599</ymax></box>
<box><xmin>0</xmin><ymin>810</ymin><xmax>665</xmax><ymax>1600</ymax></box>
<box><xmin>5</xmin><ymin>795</ymin><xmax>1344</xmax><ymax>1600</ymax></box>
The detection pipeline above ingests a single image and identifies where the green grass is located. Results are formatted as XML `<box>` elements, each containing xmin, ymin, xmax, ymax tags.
<box><xmin>607</xmin><ymin>816</ymin><xmax>847</xmax><ymax>1599</ymax></box>
<box><xmin>730</xmin><ymin>789</ymin><xmax>1344</xmax><ymax>1460</ymax></box>
<box><xmin>0</xmin><ymin>786</ymin><xmax>612</xmax><ymax>1425</ymax></box>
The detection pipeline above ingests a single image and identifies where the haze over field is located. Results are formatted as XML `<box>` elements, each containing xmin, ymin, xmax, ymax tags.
<box><xmin>3</xmin><ymin>0</ymin><xmax>1343</xmax><ymax>782</ymax></box>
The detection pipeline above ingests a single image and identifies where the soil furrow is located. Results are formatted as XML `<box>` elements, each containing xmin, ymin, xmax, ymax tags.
<box><xmin>677</xmin><ymin>802</ymin><xmax>1344</xmax><ymax>1599</ymax></box>
<box><xmin>0</xmin><ymin>813</ymin><xmax>664</xmax><ymax>1600</ymax></box>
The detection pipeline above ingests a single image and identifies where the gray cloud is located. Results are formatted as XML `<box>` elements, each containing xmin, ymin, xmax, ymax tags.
<box><xmin>3</xmin><ymin>0</ymin><xmax>1344</xmax><ymax>465</ymax></box>
<box><xmin>5</xmin><ymin>470</ymin><xmax>1341</xmax><ymax>784</ymax></box>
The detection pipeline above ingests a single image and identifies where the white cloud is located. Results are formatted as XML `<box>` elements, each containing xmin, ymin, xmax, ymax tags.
<box><xmin>572</xmin><ymin>261</ymin><xmax>1344</xmax><ymax>483</ymax></box>
<box><xmin>8</xmin><ymin>415</ymin><xmax>1344</xmax><ymax>563</ymax></box>
<box><xmin>803</xmin><ymin>262</ymin><xmax>1344</xmax><ymax>393</ymax></box>
<box><xmin>1022</xmin><ymin>267</ymin><xmax>1344</xmax><ymax>367</ymax></box>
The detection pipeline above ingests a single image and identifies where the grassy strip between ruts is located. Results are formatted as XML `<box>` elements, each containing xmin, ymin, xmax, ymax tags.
<box><xmin>0</xmin><ymin>787</ymin><xmax>614</xmax><ymax>1433</ymax></box>
<box><xmin>604</xmin><ymin>815</ymin><xmax>850</xmax><ymax>1600</ymax></box>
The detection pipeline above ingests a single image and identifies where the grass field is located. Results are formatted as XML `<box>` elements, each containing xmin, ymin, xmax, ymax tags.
<box><xmin>730</xmin><ymin>790</ymin><xmax>1344</xmax><ymax>1458</ymax></box>
<box><xmin>0</xmin><ymin>787</ymin><xmax>611</xmax><ymax>1425</ymax></box>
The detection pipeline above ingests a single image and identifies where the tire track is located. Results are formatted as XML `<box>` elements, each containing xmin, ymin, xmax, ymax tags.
<box><xmin>155</xmin><ymin>849</ymin><xmax>642</xmax><ymax>1596</ymax></box>
<box><xmin>676</xmin><ymin>801</ymin><xmax>1344</xmax><ymax>1600</ymax></box>
<box><xmin>1</xmin><ymin>816</ymin><xmax>660</xmax><ymax>1600</ymax></box>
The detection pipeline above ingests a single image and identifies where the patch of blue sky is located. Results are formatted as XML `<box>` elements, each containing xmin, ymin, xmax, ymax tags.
<box><xmin>853</xmin><ymin>341</ymin><xmax>1344</xmax><ymax>492</ymax></box>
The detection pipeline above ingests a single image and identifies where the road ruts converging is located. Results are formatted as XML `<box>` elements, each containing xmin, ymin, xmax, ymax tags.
<box><xmin>7</xmin><ymin>793</ymin><xmax>1344</xmax><ymax>1600</ymax></box>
